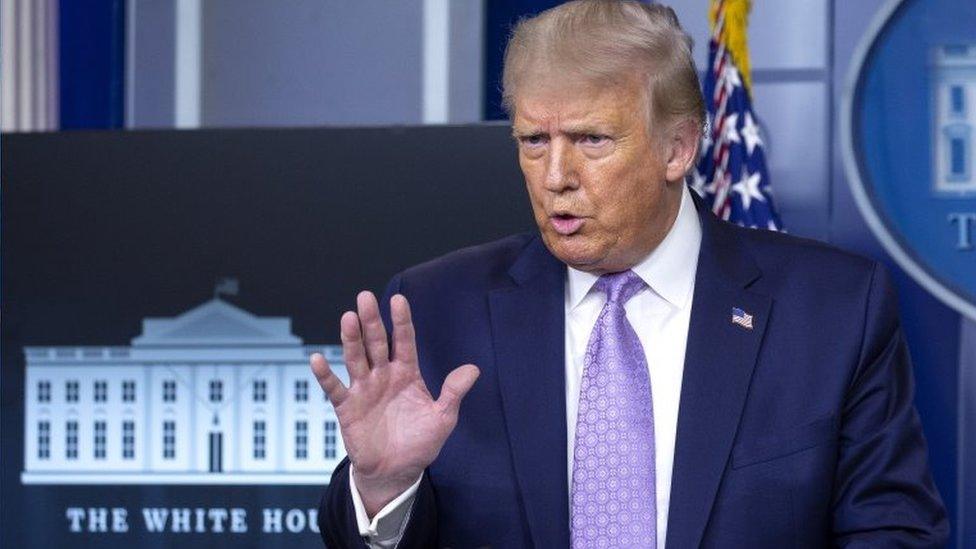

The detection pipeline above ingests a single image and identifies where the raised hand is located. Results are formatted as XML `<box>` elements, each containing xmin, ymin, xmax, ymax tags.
<box><xmin>310</xmin><ymin>291</ymin><xmax>480</xmax><ymax>517</ymax></box>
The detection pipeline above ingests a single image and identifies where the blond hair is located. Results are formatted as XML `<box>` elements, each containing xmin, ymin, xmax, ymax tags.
<box><xmin>501</xmin><ymin>0</ymin><xmax>705</xmax><ymax>135</ymax></box>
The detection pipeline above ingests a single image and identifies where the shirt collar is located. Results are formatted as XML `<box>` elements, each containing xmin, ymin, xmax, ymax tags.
<box><xmin>566</xmin><ymin>184</ymin><xmax>702</xmax><ymax>310</ymax></box>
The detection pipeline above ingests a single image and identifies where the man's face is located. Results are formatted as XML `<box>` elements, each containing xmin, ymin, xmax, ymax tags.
<box><xmin>512</xmin><ymin>79</ymin><xmax>686</xmax><ymax>274</ymax></box>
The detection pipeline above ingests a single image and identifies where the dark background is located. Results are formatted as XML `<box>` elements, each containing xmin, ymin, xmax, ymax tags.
<box><xmin>1</xmin><ymin>126</ymin><xmax>533</xmax><ymax>547</ymax></box>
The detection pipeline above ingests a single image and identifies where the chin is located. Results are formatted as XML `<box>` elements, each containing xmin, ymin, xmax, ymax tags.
<box><xmin>542</xmin><ymin>233</ymin><xmax>605</xmax><ymax>271</ymax></box>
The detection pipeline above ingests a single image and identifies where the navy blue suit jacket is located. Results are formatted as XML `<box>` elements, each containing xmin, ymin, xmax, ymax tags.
<box><xmin>319</xmin><ymin>194</ymin><xmax>948</xmax><ymax>548</ymax></box>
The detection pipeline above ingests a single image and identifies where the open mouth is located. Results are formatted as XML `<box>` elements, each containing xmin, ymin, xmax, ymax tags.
<box><xmin>550</xmin><ymin>214</ymin><xmax>584</xmax><ymax>235</ymax></box>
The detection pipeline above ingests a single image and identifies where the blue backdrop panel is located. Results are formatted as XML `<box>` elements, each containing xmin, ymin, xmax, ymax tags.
<box><xmin>59</xmin><ymin>0</ymin><xmax>126</xmax><ymax>129</ymax></box>
<box><xmin>843</xmin><ymin>2</ymin><xmax>976</xmax><ymax>543</ymax></box>
<box><xmin>482</xmin><ymin>0</ymin><xmax>563</xmax><ymax>121</ymax></box>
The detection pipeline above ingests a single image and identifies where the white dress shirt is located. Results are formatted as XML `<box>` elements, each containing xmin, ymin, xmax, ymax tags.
<box><xmin>351</xmin><ymin>184</ymin><xmax>702</xmax><ymax>548</ymax></box>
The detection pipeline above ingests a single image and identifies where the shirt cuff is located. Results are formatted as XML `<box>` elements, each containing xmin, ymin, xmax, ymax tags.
<box><xmin>349</xmin><ymin>465</ymin><xmax>422</xmax><ymax>541</ymax></box>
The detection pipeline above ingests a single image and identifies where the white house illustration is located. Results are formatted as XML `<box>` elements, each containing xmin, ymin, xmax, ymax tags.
<box><xmin>932</xmin><ymin>44</ymin><xmax>976</xmax><ymax>195</ymax></box>
<box><xmin>21</xmin><ymin>298</ymin><xmax>349</xmax><ymax>485</ymax></box>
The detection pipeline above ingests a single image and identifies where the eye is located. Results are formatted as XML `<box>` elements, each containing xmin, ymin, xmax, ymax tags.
<box><xmin>519</xmin><ymin>134</ymin><xmax>548</xmax><ymax>147</ymax></box>
<box><xmin>580</xmin><ymin>134</ymin><xmax>609</xmax><ymax>146</ymax></box>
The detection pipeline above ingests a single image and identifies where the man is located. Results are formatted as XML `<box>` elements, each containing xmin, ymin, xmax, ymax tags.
<box><xmin>311</xmin><ymin>1</ymin><xmax>949</xmax><ymax>547</ymax></box>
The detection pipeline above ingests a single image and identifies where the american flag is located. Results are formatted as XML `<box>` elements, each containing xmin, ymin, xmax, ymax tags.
<box><xmin>732</xmin><ymin>307</ymin><xmax>754</xmax><ymax>330</ymax></box>
<box><xmin>690</xmin><ymin>0</ymin><xmax>783</xmax><ymax>231</ymax></box>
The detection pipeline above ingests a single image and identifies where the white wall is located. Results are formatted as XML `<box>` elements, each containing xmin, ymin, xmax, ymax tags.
<box><xmin>127</xmin><ymin>0</ymin><xmax>483</xmax><ymax>128</ymax></box>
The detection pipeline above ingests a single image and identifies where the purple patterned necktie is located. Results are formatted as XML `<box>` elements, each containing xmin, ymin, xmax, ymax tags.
<box><xmin>571</xmin><ymin>270</ymin><xmax>656</xmax><ymax>548</ymax></box>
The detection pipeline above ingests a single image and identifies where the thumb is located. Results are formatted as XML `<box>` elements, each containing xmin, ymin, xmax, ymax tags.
<box><xmin>436</xmin><ymin>364</ymin><xmax>480</xmax><ymax>413</ymax></box>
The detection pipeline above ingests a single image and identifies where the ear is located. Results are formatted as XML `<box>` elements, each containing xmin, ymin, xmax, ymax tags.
<box><xmin>664</xmin><ymin>118</ymin><xmax>701</xmax><ymax>183</ymax></box>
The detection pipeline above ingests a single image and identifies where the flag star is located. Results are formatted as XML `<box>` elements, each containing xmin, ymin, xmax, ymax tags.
<box><xmin>722</xmin><ymin>64</ymin><xmax>742</xmax><ymax>96</ymax></box>
<box><xmin>767</xmin><ymin>219</ymin><xmax>780</xmax><ymax>231</ymax></box>
<box><xmin>731</xmin><ymin>170</ymin><xmax>765</xmax><ymax>211</ymax></box>
<box><xmin>722</xmin><ymin>113</ymin><xmax>740</xmax><ymax>144</ymax></box>
<box><xmin>740</xmin><ymin>112</ymin><xmax>763</xmax><ymax>155</ymax></box>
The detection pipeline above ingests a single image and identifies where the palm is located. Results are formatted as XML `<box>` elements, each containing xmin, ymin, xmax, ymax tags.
<box><xmin>310</xmin><ymin>292</ymin><xmax>479</xmax><ymax>513</ymax></box>
<box><xmin>337</xmin><ymin>353</ymin><xmax>452</xmax><ymax>481</ymax></box>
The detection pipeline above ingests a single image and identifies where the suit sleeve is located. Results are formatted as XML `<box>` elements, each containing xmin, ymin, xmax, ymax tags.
<box><xmin>317</xmin><ymin>273</ymin><xmax>440</xmax><ymax>548</ymax></box>
<box><xmin>831</xmin><ymin>263</ymin><xmax>950</xmax><ymax>547</ymax></box>
<box><xmin>318</xmin><ymin>457</ymin><xmax>369</xmax><ymax>548</ymax></box>
<box><xmin>318</xmin><ymin>458</ymin><xmax>439</xmax><ymax>548</ymax></box>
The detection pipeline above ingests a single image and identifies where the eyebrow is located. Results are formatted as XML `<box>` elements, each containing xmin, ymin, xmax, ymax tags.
<box><xmin>511</xmin><ymin>122</ymin><xmax>615</xmax><ymax>139</ymax></box>
<box><xmin>561</xmin><ymin>121</ymin><xmax>614</xmax><ymax>135</ymax></box>
<box><xmin>511</xmin><ymin>125</ymin><xmax>542</xmax><ymax>135</ymax></box>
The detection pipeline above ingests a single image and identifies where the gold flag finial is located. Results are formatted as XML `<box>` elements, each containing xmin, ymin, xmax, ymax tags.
<box><xmin>710</xmin><ymin>0</ymin><xmax>753</xmax><ymax>93</ymax></box>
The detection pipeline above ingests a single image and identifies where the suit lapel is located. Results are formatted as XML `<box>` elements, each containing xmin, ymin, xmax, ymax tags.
<box><xmin>666</xmin><ymin>199</ymin><xmax>771</xmax><ymax>548</ymax></box>
<box><xmin>489</xmin><ymin>237</ymin><xmax>570</xmax><ymax>548</ymax></box>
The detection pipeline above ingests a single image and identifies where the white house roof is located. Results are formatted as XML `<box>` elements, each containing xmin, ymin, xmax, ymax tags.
<box><xmin>934</xmin><ymin>44</ymin><xmax>976</xmax><ymax>67</ymax></box>
<box><xmin>131</xmin><ymin>298</ymin><xmax>303</xmax><ymax>347</ymax></box>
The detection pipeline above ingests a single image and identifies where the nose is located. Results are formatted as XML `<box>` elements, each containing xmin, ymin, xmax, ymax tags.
<box><xmin>544</xmin><ymin>139</ymin><xmax>578</xmax><ymax>192</ymax></box>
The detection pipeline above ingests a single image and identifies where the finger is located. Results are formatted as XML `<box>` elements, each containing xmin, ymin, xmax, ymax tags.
<box><xmin>436</xmin><ymin>364</ymin><xmax>481</xmax><ymax>413</ymax></box>
<box><xmin>309</xmin><ymin>352</ymin><xmax>349</xmax><ymax>405</ymax></box>
<box><xmin>357</xmin><ymin>291</ymin><xmax>390</xmax><ymax>370</ymax></box>
<box><xmin>390</xmin><ymin>294</ymin><xmax>418</xmax><ymax>365</ymax></box>
<box><xmin>340</xmin><ymin>310</ymin><xmax>370</xmax><ymax>381</ymax></box>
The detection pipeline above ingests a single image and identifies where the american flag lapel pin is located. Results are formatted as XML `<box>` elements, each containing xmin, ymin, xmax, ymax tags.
<box><xmin>732</xmin><ymin>307</ymin><xmax>754</xmax><ymax>330</ymax></box>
